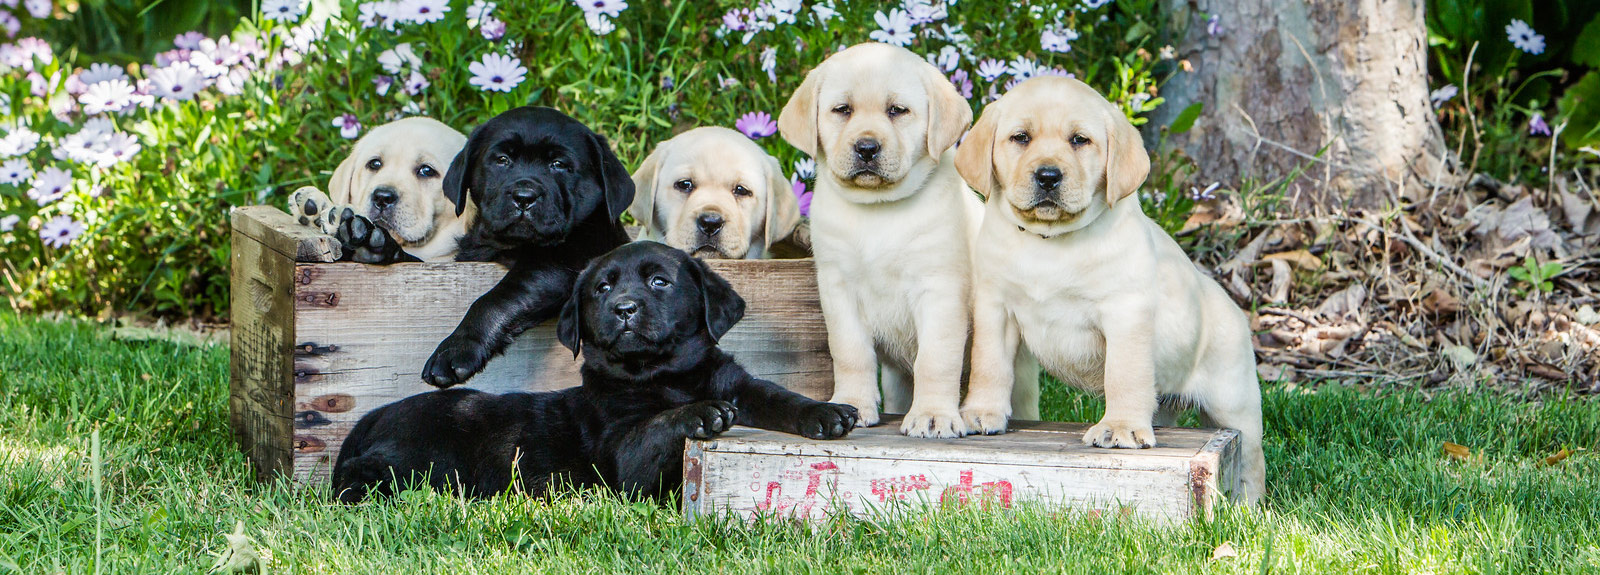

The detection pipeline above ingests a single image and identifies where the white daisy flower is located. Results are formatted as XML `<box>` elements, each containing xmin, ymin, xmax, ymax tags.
<box><xmin>377</xmin><ymin>43</ymin><xmax>420</xmax><ymax>74</ymax></box>
<box><xmin>39</xmin><ymin>215</ymin><xmax>85</xmax><ymax>249</ymax></box>
<box><xmin>404</xmin><ymin>69</ymin><xmax>429</xmax><ymax>96</ymax></box>
<box><xmin>80</xmin><ymin>116</ymin><xmax>116</xmax><ymax>136</ymax></box>
<box><xmin>1041</xmin><ymin>27</ymin><xmax>1078</xmax><ymax>53</ymax></box>
<box><xmin>574</xmin><ymin>0</ymin><xmax>626</xmax><ymax>18</ymax></box>
<box><xmin>811</xmin><ymin>2</ymin><xmax>837</xmax><ymax>26</ymax></box>
<box><xmin>78</xmin><ymin>79</ymin><xmax>135</xmax><ymax>115</ymax></box>
<box><xmin>468</xmin><ymin>52</ymin><xmax>526</xmax><ymax>92</ymax></box>
<box><xmin>467</xmin><ymin>0</ymin><xmax>495</xmax><ymax>21</ymax></box>
<box><xmin>0</xmin><ymin>214</ymin><xmax>18</xmax><ymax>233</ymax></box>
<box><xmin>0</xmin><ymin>127</ymin><xmax>40</xmax><ymax>157</ymax></box>
<box><xmin>173</xmin><ymin>31</ymin><xmax>206</xmax><ymax>50</ymax></box>
<box><xmin>214</xmin><ymin>68</ymin><xmax>249</xmax><ymax>96</ymax></box>
<box><xmin>1429</xmin><ymin>84</ymin><xmax>1458</xmax><ymax>109</ymax></box>
<box><xmin>93</xmin><ymin>132</ymin><xmax>140</xmax><ymax>167</ymax></box>
<box><xmin>79</xmin><ymin>62</ymin><xmax>127</xmax><ymax>85</ymax></box>
<box><xmin>760</xmin><ymin>46</ymin><xmax>777</xmax><ymax>82</ymax></box>
<box><xmin>793</xmin><ymin>158</ymin><xmax>815</xmax><ymax>180</ymax></box>
<box><xmin>22</xmin><ymin>0</ymin><xmax>48</xmax><ymax>19</ymax></box>
<box><xmin>931</xmin><ymin>45</ymin><xmax>960</xmax><ymax>72</ymax></box>
<box><xmin>0</xmin><ymin>12</ymin><xmax>19</xmax><ymax>38</ymax></box>
<box><xmin>584</xmin><ymin>11</ymin><xmax>615</xmax><ymax>35</ymax></box>
<box><xmin>358</xmin><ymin>1</ymin><xmax>398</xmax><ymax>29</ymax></box>
<box><xmin>1505</xmin><ymin>19</ymin><xmax>1544</xmax><ymax>55</ymax></box>
<box><xmin>1007</xmin><ymin>56</ymin><xmax>1038</xmax><ymax>79</ymax></box>
<box><xmin>147</xmin><ymin>62</ymin><xmax>205</xmax><ymax>100</ymax></box>
<box><xmin>976</xmin><ymin>58</ymin><xmax>1008</xmax><ymax>81</ymax></box>
<box><xmin>27</xmin><ymin>165</ymin><xmax>70</xmax><ymax>206</ymax></box>
<box><xmin>261</xmin><ymin>0</ymin><xmax>304</xmax><ymax>23</ymax></box>
<box><xmin>57</xmin><ymin>130</ymin><xmax>107</xmax><ymax>164</ymax></box>
<box><xmin>1083</xmin><ymin>0</ymin><xmax>1112</xmax><ymax>8</ymax></box>
<box><xmin>869</xmin><ymin>9</ymin><xmax>913</xmax><ymax>46</ymax></box>
<box><xmin>0</xmin><ymin>157</ymin><xmax>31</xmax><ymax>185</ymax></box>
<box><xmin>396</xmin><ymin>0</ymin><xmax>449</xmax><ymax>24</ymax></box>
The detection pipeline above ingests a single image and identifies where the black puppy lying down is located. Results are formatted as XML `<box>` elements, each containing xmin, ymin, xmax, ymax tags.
<box><xmin>332</xmin><ymin>242</ymin><xmax>859</xmax><ymax>501</ymax></box>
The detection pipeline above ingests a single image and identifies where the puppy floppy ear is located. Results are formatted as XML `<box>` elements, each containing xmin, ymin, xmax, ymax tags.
<box><xmin>922</xmin><ymin>61</ymin><xmax>973</xmax><ymax>156</ymax></box>
<box><xmin>778</xmin><ymin>61</ymin><xmax>825</xmax><ymax>157</ymax></box>
<box><xmin>955</xmin><ymin>99</ymin><xmax>1001</xmax><ymax>197</ymax></box>
<box><xmin>556</xmin><ymin>269</ymin><xmax>589</xmax><ymax>358</ymax></box>
<box><xmin>628</xmin><ymin>143</ymin><xmax>667</xmax><ymax>234</ymax></box>
<box><xmin>443</xmin><ymin>124</ymin><xmax>486</xmax><ymax>217</ymax></box>
<box><xmin>586</xmin><ymin>131</ymin><xmax>636</xmax><ymax>222</ymax></box>
<box><xmin>686</xmin><ymin>257</ymin><xmax>745</xmax><ymax>342</ymax></box>
<box><xmin>1104</xmin><ymin>105</ymin><xmax>1151</xmax><ymax>207</ymax></box>
<box><xmin>762</xmin><ymin>155</ymin><xmax>801</xmax><ymax>250</ymax></box>
<box><xmin>328</xmin><ymin>153</ymin><xmax>359</xmax><ymax>206</ymax></box>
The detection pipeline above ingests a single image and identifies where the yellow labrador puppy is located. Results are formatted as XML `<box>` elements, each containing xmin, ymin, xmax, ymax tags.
<box><xmin>289</xmin><ymin>117</ymin><xmax>471</xmax><ymax>262</ymax></box>
<box><xmin>957</xmin><ymin>77</ymin><xmax>1265</xmax><ymax>502</ymax></box>
<box><xmin>628</xmin><ymin>127</ymin><xmax>801</xmax><ymax>259</ymax></box>
<box><xmin>780</xmin><ymin>43</ymin><xmax>1038</xmax><ymax>438</ymax></box>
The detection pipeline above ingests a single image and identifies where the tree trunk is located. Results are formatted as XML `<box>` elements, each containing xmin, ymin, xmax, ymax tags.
<box><xmin>1152</xmin><ymin>0</ymin><xmax>1456</xmax><ymax>210</ymax></box>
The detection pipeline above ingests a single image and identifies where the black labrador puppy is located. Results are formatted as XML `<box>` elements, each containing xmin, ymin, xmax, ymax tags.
<box><xmin>331</xmin><ymin>241</ymin><xmax>859</xmax><ymax>502</ymax></box>
<box><xmin>338</xmin><ymin>106</ymin><xmax>636</xmax><ymax>388</ymax></box>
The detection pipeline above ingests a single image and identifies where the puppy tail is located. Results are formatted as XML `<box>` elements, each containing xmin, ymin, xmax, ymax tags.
<box><xmin>331</xmin><ymin>453</ymin><xmax>394</xmax><ymax>503</ymax></box>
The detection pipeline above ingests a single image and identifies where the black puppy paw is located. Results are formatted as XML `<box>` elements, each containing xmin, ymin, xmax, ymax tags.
<box><xmin>336</xmin><ymin>208</ymin><xmax>420</xmax><ymax>264</ymax></box>
<box><xmin>422</xmin><ymin>334</ymin><xmax>492</xmax><ymax>388</ymax></box>
<box><xmin>797</xmin><ymin>402</ymin><xmax>859</xmax><ymax>440</ymax></box>
<box><xmin>672</xmin><ymin>400</ymin><xmax>738</xmax><ymax>440</ymax></box>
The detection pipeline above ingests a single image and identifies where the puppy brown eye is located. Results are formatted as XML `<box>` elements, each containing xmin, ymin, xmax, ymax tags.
<box><xmin>365</xmin><ymin>158</ymin><xmax>382</xmax><ymax>171</ymax></box>
<box><xmin>674</xmin><ymin>179</ymin><xmax>694</xmax><ymax>193</ymax></box>
<box><xmin>549</xmin><ymin>158</ymin><xmax>568</xmax><ymax>171</ymax></box>
<box><xmin>887</xmin><ymin>104</ymin><xmax>909</xmax><ymax>118</ymax></box>
<box><xmin>733</xmin><ymin>185</ymin><xmax>753</xmax><ymax>197</ymax></box>
<box><xmin>595</xmin><ymin>282</ymin><xmax>611</xmax><ymax>294</ymax></box>
<box><xmin>416</xmin><ymin>165</ymin><xmax>438</xmax><ymax>178</ymax></box>
<box><xmin>1070</xmin><ymin>134</ymin><xmax>1091</xmax><ymax>147</ymax></box>
<box><xmin>1010</xmin><ymin>132</ymin><xmax>1031</xmax><ymax>145</ymax></box>
<box><xmin>831</xmin><ymin>104</ymin><xmax>852</xmax><ymax>116</ymax></box>
<box><xmin>494</xmin><ymin>155</ymin><xmax>511</xmax><ymax>167</ymax></box>
<box><xmin>649</xmin><ymin>277</ymin><xmax>670</xmax><ymax>288</ymax></box>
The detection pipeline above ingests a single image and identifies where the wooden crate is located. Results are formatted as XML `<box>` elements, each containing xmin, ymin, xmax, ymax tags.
<box><xmin>228</xmin><ymin>205</ymin><xmax>833</xmax><ymax>485</ymax></box>
<box><xmin>683</xmin><ymin>416</ymin><xmax>1244</xmax><ymax>522</ymax></box>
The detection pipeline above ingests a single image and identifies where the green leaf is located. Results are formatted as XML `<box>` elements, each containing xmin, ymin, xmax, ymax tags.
<box><xmin>1572</xmin><ymin>13</ymin><xmax>1600</xmax><ymax>68</ymax></box>
<box><xmin>1123</xmin><ymin>21</ymin><xmax>1154</xmax><ymax>43</ymax></box>
<box><xmin>1169</xmin><ymin>102</ymin><xmax>1203</xmax><ymax>134</ymax></box>
<box><xmin>1540</xmin><ymin>263</ymin><xmax>1564</xmax><ymax>277</ymax></box>
<box><xmin>1508</xmin><ymin>267</ymin><xmax>1531</xmax><ymax>281</ymax></box>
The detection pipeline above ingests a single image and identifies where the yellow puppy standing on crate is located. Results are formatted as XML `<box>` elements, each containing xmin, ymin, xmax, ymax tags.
<box><xmin>955</xmin><ymin>77</ymin><xmax>1266</xmax><ymax>502</ymax></box>
<box><xmin>288</xmin><ymin>117</ymin><xmax>471</xmax><ymax>262</ymax></box>
<box><xmin>779</xmin><ymin>43</ymin><xmax>1038</xmax><ymax>437</ymax></box>
<box><xmin>628</xmin><ymin>127</ymin><xmax>801</xmax><ymax>259</ymax></box>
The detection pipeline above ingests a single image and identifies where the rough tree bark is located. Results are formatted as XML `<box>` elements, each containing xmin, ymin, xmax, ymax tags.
<box><xmin>1151</xmin><ymin>0</ymin><xmax>1458</xmax><ymax>210</ymax></box>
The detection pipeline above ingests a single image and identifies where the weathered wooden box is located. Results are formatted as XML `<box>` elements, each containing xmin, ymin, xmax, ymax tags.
<box><xmin>683</xmin><ymin>417</ymin><xmax>1243</xmax><ymax>522</ymax></box>
<box><xmin>228</xmin><ymin>205</ymin><xmax>832</xmax><ymax>484</ymax></box>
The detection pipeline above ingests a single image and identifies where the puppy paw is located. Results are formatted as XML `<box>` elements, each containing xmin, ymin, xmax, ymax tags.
<box><xmin>288</xmin><ymin>186</ymin><xmax>342</xmax><ymax>234</ymax></box>
<box><xmin>796</xmin><ymin>403</ymin><xmax>859</xmax><ymax>440</ymax></box>
<box><xmin>674</xmin><ymin>400</ymin><xmax>738</xmax><ymax>440</ymax></box>
<box><xmin>827</xmin><ymin>395</ymin><xmax>880</xmax><ymax>427</ymax></box>
<box><xmin>422</xmin><ymin>334</ymin><xmax>492</xmax><ymax>388</ymax></box>
<box><xmin>335</xmin><ymin>208</ymin><xmax>417</xmax><ymax>264</ymax></box>
<box><xmin>900</xmin><ymin>407</ymin><xmax>968</xmax><ymax>438</ymax></box>
<box><xmin>959</xmin><ymin>404</ymin><xmax>1010</xmax><ymax>435</ymax></box>
<box><xmin>1082</xmin><ymin>419</ymin><xmax>1157</xmax><ymax>449</ymax></box>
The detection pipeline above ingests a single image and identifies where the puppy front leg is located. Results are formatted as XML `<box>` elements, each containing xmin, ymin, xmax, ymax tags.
<box><xmin>902</xmin><ymin>290</ymin><xmax>969</xmax><ymax>438</ymax></box>
<box><xmin>717</xmin><ymin>364</ymin><xmax>859</xmax><ymax>440</ymax></box>
<box><xmin>816</xmin><ymin>268</ymin><xmax>883</xmax><ymax>426</ymax></box>
<box><xmin>962</xmin><ymin>287</ymin><xmax>1019</xmax><ymax>435</ymax></box>
<box><xmin>606</xmin><ymin>401</ymin><xmax>737</xmax><ymax>498</ymax></box>
<box><xmin>1084</xmin><ymin>304</ymin><xmax>1159</xmax><ymax>449</ymax></box>
<box><xmin>423</xmin><ymin>261</ymin><xmax>576</xmax><ymax>387</ymax></box>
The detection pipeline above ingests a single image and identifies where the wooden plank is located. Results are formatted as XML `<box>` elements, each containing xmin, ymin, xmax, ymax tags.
<box><xmin>232</xmin><ymin>205</ymin><xmax>340</xmax><ymax>263</ymax></box>
<box><xmin>683</xmin><ymin>417</ymin><xmax>1239</xmax><ymax>522</ymax></box>
<box><xmin>287</xmin><ymin>258</ymin><xmax>834</xmax><ymax>484</ymax></box>
<box><xmin>228</xmin><ymin>219</ymin><xmax>298</xmax><ymax>482</ymax></box>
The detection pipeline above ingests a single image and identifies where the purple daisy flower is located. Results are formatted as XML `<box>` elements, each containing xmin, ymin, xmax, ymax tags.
<box><xmin>793</xmin><ymin>178</ymin><xmax>812</xmax><ymax>217</ymax></box>
<box><xmin>332</xmin><ymin>114</ymin><xmax>361</xmax><ymax>139</ymax></box>
<box><xmin>735</xmin><ymin>111</ymin><xmax>777</xmax><ymax>139</ymax></box>
<box><xmin>480</xmin><ymin>16</ymin><xmax>506</xmax><ymax>40</ymax></box>
<box><xmin>1529</xmin><ymin>113</ymin><xmax>1551</xmax><ymax>136</ymax></box>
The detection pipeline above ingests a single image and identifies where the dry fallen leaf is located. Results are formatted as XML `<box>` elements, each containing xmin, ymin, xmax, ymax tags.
<box><xmin>1212</xmin><ymin>541</ymin><xmax>1238</xmax><ymax>560</ymax></box>
<box><xmin>1544</xmin><ymin>447</ymin><xmax>1585</xmax><ymax>466</ymax></box>
<box><xmin>1443</xmin><ymin>441</ymin><xmax>1472</xmax><ymax>462</ymax></box>
<box><xmin>1268</xmin><ymin>259</ymin><xmax>1292</xmax><ymax>304</ymax></box>
<box><xmin>1263</xmin><ymin>249</ymin><xmax>1323</xmax><ymax>270</ymax></box>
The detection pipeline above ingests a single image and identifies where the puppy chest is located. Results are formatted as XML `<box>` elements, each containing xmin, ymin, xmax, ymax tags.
<box><xmin>684</xmin><ymin>416</ymin><xmax>1246</xmax><ymax>523</ymax></box>
<box><xmin>1007</xmin><ymin>294</ymin><xmax>1106</xmax><ymax>381</ymax></box>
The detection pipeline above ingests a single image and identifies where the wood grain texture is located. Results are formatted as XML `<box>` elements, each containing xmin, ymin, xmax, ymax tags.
<box><xmin>228</xmin><ymin>218</ymin><xmax>298</xmax><ymax>482</ymax></box>
<box><xmin>683</xmin><ymin>417</ymin><xmax>1240</xmax><ymax>522</ymax></box>
<box><xmin>233</xmin><ymin>205</ymin><xmax>340</xmax><ymax>263</ymax></box>
<box><xmin>282</xmin><ymin>258</ymin><xmax>831</xmax><ymax>484</ymax></box>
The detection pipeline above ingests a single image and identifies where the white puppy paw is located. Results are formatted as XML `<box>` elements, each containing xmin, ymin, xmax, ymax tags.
<box><xmin>959</xmin><ymin>404</ymin><xmax>1010</xmax><ymax>435</ymax></box>
<box><xmin>828</xmin><ymin>394</ymin><xmax>881</xmax><ymax>427</ymax></box>
<box><xmin>288</xmin><ymin>186</ymin><xmax>344</xmax><ymax>235</ymax></box>
<box><xmin>1082</xmin><ymin>418</ymin><xmax>1157</xmax><ymax>449</ymax></box>
<box><xmin>901</xmin><ymin>407</ymin><xmax>968</xmax><ymax>438</ymax></box>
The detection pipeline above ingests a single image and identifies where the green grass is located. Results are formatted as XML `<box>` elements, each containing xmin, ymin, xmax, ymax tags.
<box><xmin>1</xmin><ymin>312</ymin><xmax>1597</xmax><ymax>574</ymax></box>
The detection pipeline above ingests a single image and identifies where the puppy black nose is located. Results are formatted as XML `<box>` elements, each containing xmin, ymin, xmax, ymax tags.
<box><xmin>612</xmin><ymin>300</ymin><xmax>638</xmax><ymax>320</ymax></box>
<box><xmin>853</xmin><ymin>139</ymin><xmax>881</xmax><ymax>162</ymax></box>
<box><xmin>371</xmin><ymin>187</ymin><xmax>398</xmax><ymax>209</ymax></box>
<box><xmin>1034</xmin><ymin>167</ymin><xmax>1063</xmax><ymax>191</ymax></box>
<box><xmin>511</xmin><ymin>189</ymin><xmax>537</xmax><ymax>210</ymax></box>
<box><xmin>696</xmin><ymin>212</ymin><xmax>724</xmax><ymax>236</ymax></box>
